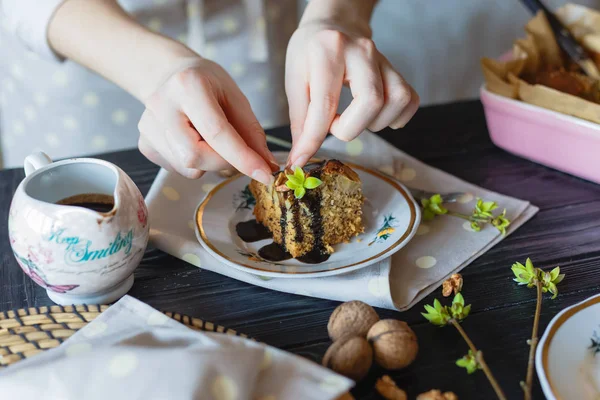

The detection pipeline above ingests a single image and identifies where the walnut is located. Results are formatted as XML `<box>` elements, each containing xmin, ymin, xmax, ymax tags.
<box><xmin>375</xmin><ymin>375</ymin><xmax>407</xmax><ymax>400</ymax></box>
<box><xmin>275</xmin><ymin>184</ymin><xmax>291</xmax><ymax>192</ymax></box>
<box><xmin>416</xmin><ymin>389</ymin><xmax>458</xmax><ymax>400</ymax></box>
<box><xmin>328</xmin><ymin>300</ymin><xmax>380</xmax><ymax>341</ymax></box>
<box><xmin>442</xmin><ymin>273</ymin><xmax>463</xmax><ymax>297</ymax></box>
<box><xmin>322</xmin><ymin>335</ymin><xmax>373</xmax><ymax>381</ymax></box>
<box><xmin>273</xmin><ymin>172</ymin><xmax>290</xmax><ymax>192</ymax></box>
<box><xmin>367</xmin><ymin>320</ymin><xmax>418</xmax><ymax>370</ymax></box>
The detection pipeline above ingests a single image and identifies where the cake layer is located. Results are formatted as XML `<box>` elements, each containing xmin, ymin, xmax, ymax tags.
<box><xmin>249</xmin><ymin>160</ymin><xmax>364</xmax><ymax>259</ymax></box>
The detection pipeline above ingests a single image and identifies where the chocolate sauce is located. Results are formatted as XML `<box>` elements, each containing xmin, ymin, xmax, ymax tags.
<box><xmin>258</xmin><ymin>242</ymin><xmax>292</xmax><ymax>262</ymax></box>
<box><xmin>235</xmin><ymin>220</ymin><xmax>272</xmax><ymax>242</ymax></box>
<box><xmin>304</xmin><ymin>167</ymin><xmax>328</xmax><ymax>260</ymax></box>
<box><xmin>279</xmin><ymin>192</ymin><xmax>288</xmax><ymax>252</ymax></box>
<box><xmin>291</xmin><ymin>200</ymin><xmax>303</xmax><ymax>243</ymax></box>
<box><xmin>296</xmin><ymin>248</ymin><xmax>330</xmax><ymax>264</ymax></box>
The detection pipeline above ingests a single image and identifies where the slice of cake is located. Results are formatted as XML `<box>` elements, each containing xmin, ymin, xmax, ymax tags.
<box><xmin>249</xmin><ymin>160</ymin><xmax>364</xmax><ymax>262</ymax></box>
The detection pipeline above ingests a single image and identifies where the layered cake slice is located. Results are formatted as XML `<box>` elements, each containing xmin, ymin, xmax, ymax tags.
<box><xmin>249</xmin><ymin>160</ymin><xmax>364</xmax><ymax>262</ymax></box>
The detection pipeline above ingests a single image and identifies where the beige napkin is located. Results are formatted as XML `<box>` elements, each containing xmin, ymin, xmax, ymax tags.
<box><xmin>145</xmin><ymin>131</ymin><xmax>538</xmax><ymax>311</ymax></box>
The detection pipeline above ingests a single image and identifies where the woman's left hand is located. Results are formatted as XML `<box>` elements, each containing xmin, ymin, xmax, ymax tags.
<box><xmin>285</xmin><ymin>14</ymin><xmax>419</xmax><ymax>168</ymax></box>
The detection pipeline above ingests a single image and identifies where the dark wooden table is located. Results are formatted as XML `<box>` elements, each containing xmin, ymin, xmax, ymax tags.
<box><xmin>2</xmin><ymin>100</ymin><xmax>600</xmax><ymax>399</ymax></box>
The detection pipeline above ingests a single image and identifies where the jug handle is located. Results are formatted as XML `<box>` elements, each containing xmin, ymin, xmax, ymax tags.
<box><xmin>24</xmin><ymin>152</ymin><xmax>53</xmax><ymax>176</ymax></box>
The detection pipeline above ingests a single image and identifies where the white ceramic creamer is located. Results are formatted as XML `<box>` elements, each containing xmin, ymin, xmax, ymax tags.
<box><xmin>8</xmin><ymin>152</ymin><xmax>149</xmax><ymax>305</ymax></box>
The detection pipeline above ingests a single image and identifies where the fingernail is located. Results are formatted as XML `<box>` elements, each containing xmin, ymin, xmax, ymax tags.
<box><xmin>267</xmin><ymin>154</ymin><xmax>280</xmax><ymax>170</ymax></box>
<box><xmin>291</xmin><ymin>154</ymin><xmax>309</xmax><ymax>168</ymax></box>
<box><xmin>252</xmin><ymin>169</ymin><xmax>274</xmax><ymax>186</ymax></box>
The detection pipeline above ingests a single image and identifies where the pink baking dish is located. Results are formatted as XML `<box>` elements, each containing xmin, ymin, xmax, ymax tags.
<box><xmin>480</xmin><ymin>84</ymin><xmax>600</xmax><ymax>185</ymax></box>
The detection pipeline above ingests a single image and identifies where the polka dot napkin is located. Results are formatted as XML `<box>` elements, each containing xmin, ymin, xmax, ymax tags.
<box><xmin>144</xmin><ymin>131</ymin><xmax>538</xmax><ymax>311</ymax></box>
<box><xmin>0</xmin><ymin>296</ymin><xmax>352</xmax><ymax>399</ymax></box>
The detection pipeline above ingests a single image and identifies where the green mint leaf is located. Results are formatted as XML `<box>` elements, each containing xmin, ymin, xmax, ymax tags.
<box><xmin>304</xmin><ymin>177</ymin><xmax>322</xmax><ymax>189</ymax></box>
<box><xmin>285</xmin><ymin>180</ymin><xmax>299</xmax><ymax>190</ymax></box>
<box><xmin>293</xmin><ymin>167</ymin><xmax>305</xmax><ymax>181</ymax></box>
<box><xmin>286</xmin><ymin>174</ymin><xmax>303</xmax><ymax>187</ymax></box>
<box><xmin>294</xmin><ymin>186</ymin><xmax>306</xmax><ymax>199</ymax></box>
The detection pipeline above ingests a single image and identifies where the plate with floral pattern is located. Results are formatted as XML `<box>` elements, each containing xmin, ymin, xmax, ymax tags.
<box><xmin>195</xmin><ymin>161</ymin><xmax>420</xmax><ymax>278</ymax></box>
<box><xmin>536</xmin><ymin>294</ymin><xmax>600</xmax><ymax>400</ymax></box>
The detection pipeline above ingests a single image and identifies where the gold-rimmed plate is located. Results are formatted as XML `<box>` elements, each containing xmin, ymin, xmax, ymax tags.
<box><xmin>536</xmin><ymin>293</ymin><xmax>600</xmax><ymax>399</ymax></box>
<box><xmin>195</xmin><ymin>160</ymin><xmax>420</xmax><ymax>278</ymax></box>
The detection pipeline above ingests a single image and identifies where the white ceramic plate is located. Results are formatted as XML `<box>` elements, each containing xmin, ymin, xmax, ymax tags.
<box><xmin>195</xmin><ymin>161</ymin><xmax>420</xmax><ymax>278</ymax></box>
<box><xmin>536</xmin><ymin>294</ymin><xmax>600</xmax><ymax>400</ymax></box>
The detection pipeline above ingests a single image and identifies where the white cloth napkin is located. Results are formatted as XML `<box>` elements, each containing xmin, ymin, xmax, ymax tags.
<box><xmin>0</xmin><ymin>295</ymin><xmax>353</xmax><ymax>399</ymax></box>
<box><xmin>144</xmin><ymin>131</ymin><xmax>538</xmax><ymax>310</ymax></box>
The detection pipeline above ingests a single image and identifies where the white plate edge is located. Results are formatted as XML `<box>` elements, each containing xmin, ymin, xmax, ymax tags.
<box><xmin>536</xmin><ymin>293</ymin><xmax>600</xmax><ymax>400</ymax></box>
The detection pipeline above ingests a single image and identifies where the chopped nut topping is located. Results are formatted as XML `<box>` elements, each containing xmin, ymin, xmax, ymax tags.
<box><xmin>274</xmin><ymin>173</ymin><xmax>290</xmax><ymax>192</ymax></box>
<box><xmin>275</xmin><ymin>184</ymin><xmax>291</xmax><ymax>192</ymax></box>
<box><xmin>375</xmin><ymin>375</ymin><xmax>407</xmax><ymax>400</ymax></box>
<box><xmin>442</xmin><ymin>273</ymin><xmax>463</xmax><ymax>297</ymax></box>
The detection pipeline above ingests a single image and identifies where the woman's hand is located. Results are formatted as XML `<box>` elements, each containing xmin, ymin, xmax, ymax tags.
<box><xmin>47</xmin><ymin>0</ymin><xmax>277</xmax><ymax>183</ymax></box>
<box><xmin>285</xmin><ymin>0</ymin><xmax>419</xmax><ymax>167</ymax></box>
<box><xmin>138</xmin><ymin>58</ymin><xmax>278</xmax><ymax>183</ymax></box>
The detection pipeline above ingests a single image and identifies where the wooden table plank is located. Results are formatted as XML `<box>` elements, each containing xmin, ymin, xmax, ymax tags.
<box><xmin>1</xmin><ymin>100</ymin><xmax>598</xmax><ymax>399</ymax></box>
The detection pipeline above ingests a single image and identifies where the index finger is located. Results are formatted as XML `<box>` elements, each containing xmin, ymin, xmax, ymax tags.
<box><xmin>287</xmin><ymin>35</ymin><xmax>345</xmax><ymax>168</ymax></box>
<box><xmin>182</xmin><ymin>84</ymin><xmax>274</xmax><ymax>186</ymax></box>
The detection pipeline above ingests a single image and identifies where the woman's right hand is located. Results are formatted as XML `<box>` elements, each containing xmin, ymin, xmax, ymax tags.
<box><xmin>137</xmin><ymin>58</ymin><xmax>278</xmax><ymax>184</ymax></box>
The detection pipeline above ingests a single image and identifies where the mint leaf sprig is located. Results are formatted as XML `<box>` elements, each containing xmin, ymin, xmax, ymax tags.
<box><xmin>285</xmin><ymin>167</ymin><xmax>322</xmax><ymax>199</ymax></box>
<box><xmin>512</xmin><ymin>258</ymin><xmax>564</xmax><ymax>400</ymax></box>
<box><xmin>421</xmin><ymin>195</ymin><xmax>511</xmax><ymax>235</ymax></box>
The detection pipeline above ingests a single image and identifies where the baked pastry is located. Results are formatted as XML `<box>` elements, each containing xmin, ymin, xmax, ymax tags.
<box><xmin>249</xmin><ymin>160</ymin><xmax>364</xmax><ymax>261</ymax></box>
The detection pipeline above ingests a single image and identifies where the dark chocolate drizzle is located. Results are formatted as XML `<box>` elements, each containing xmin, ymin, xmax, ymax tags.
<box><xmin>235</xmin><ymin>220</ymin><xmax>271</xmax><ymax>242</ymax></box>
<box><xmin>279</xmin><ymin>191</ymin><xmax>289</xmax><ymax>252</ymax></box>
<box><xmin>300</xmin><ymin>167</ymin><xmax>330</xmax><ymax>263</ymax></box>
<box><xmin>258</xmin><ymin>242</ymin><xmax>292</xmax><ymax>262</ymax></box>
<box><xmin>291</xmin><ymin>199</ymin><xmax>303</xmax><ymax>243</ymax></box>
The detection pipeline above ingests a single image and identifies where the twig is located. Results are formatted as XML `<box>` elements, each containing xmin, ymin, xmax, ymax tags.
<box><xmin>523</xmin><ymin>280</ymin><xmax>543</xmax><ymax>400</ymax></box>
<box><xmin>447</xmin><ymin>211</ymin><xmax>489</xmax><ymax>222</ymax></box>
<box><xmin>450</xmin><ymin>319</ymin><xmax>507</xmax><ymax>400</ymax></box>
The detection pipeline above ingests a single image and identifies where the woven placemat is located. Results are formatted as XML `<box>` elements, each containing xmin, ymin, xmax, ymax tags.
<box><xmin>0</xmin><ymin>304</ymin><xmax>246</xmax><ymax>368</ymax></box>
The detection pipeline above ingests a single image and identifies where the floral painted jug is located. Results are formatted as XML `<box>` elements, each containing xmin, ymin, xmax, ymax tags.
<box><xmin>8</xmin><ymin>152</ymin><xmax>149</xmax><ymax>305</ymax></box>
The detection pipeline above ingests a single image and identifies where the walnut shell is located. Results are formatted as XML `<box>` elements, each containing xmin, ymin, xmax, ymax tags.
<box><xmin>328</xmin><ymin>301</ymin><xmax>380</xmax><ymax>341</ymax></box>
<box><xmin>322</xmin><ymin>335</ymin><xmax>373</xmax><ymax>381</ymax></box>
<box><xmin>367</xmin><ymin>320</ymin><xmax>418</xmax><ymax>370</ymax></box>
